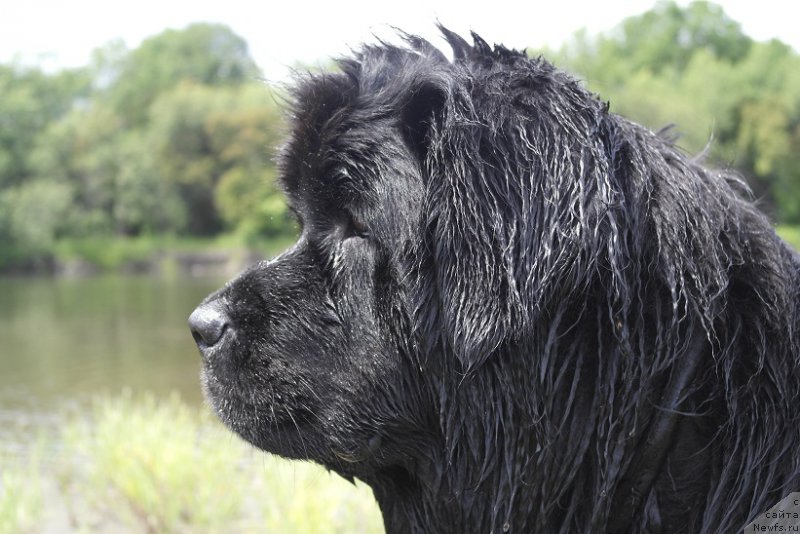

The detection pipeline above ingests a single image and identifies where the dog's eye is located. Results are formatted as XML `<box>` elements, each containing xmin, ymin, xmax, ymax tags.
<box><xmin>345</xmin><ymin>213</ymin><xmax>369</xmax><ymax>239</ymax></box>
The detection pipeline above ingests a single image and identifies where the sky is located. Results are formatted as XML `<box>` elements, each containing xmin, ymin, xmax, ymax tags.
<box><xmin>1</xmin><ymin>0</ymin><xmax>796</xmax><ymax>82</ymax></box>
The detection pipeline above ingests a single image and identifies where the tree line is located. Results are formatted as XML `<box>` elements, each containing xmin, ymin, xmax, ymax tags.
<box><xmin>1</xmin><ymin>2</ymin><xmax>798</xmax><ymax>265</ymax></box>
<box><xmin>548</xmin><ymin>1</ymin><xmax>800</xmax><ymax>221</ymax></box>
<box><xmin>0</xmin><ymin>23</ymin><xmax>290</xmax><ymax>263</ymax></box>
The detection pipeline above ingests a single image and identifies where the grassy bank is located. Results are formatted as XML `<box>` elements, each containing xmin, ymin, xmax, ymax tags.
<box><xmin>0</xmin><ymin>448</ymin><xmax>43</xmax><ymax>533</ymax></box>
<box><xmin>54</xmin><ymin>234</ymin><xmax>295</xmax><ymax>266</ymax></box>
<box><xmin>4</xmin><ymin>225</ymin><xmax>798</xmax><ymax>275</ymax></box>
<box><xmin>0</xmin><ymin>393</ymin><xmax>383</xmax><ymax>533</ymax></box>
<box><xmin>3</xmin><ymin>224</ymin><xmax>799</xmax><ymax>276</ymax></box>
<box><xmin>0</xmin><ymin>234</ymin><xmax>297</xmax><ymax>275</ymax></box>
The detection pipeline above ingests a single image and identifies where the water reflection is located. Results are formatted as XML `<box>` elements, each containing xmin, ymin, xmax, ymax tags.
<box><xmin>0</xmin><ymin>275</ymin><xmax>223</xmax><ymax>415</ymax></box>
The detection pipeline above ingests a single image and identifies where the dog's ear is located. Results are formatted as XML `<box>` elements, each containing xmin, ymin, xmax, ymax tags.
<box><xmin>424</xmin><ymin>155</ymin><xmax>518</xmax><ymax>370</ymax></box>
<box><xmin>401</xmin><ymin>81</ymin><xmax>447</xmax><ymax>164</ymax></box>
<box><xmin>403</xmin><ymin>82</ymin><xmax>527</xmax><ymax>371</ymax></box>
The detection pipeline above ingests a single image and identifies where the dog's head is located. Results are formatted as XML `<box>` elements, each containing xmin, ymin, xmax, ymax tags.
<box><xmin>188</xmin><ymin>29</ymin><xmax>625</xmax><ymax>482</ymax></box>
<box><xmin>189</xmin><ymin>43</ymin><xmax>439</xmax><ymax>478</ymax></box>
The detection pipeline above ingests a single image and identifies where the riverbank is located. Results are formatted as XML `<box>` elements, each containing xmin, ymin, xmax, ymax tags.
<box><xmin>1</xmin><ymin>392</ymin><xmax>383</xmax><ymax>533</ymax></box>
<box><xmin>0</xmin><ymin>235</ymin><xmax>296</xmax><ymax>277</ymax></box>
<box><xmin>4</xmin><ymin>226</ymin><xmax>798</xmax><ymax>278</ymax></box>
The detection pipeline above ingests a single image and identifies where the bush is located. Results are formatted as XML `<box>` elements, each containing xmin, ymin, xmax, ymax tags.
<box><xmin>62</xmin><ymin>392</ymin><xmax>250</xmax><ymax>532</ymax></box>
<box><xmin>57</xmin><ymin>392</ymin><xmax>383</xmax><ymax>533</ymax></box>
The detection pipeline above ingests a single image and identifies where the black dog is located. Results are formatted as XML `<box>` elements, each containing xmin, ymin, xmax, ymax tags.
<box><xmin>189</xmin><ymin>29</ymin><xmax>800</xmax><ymax>533</ymax></box>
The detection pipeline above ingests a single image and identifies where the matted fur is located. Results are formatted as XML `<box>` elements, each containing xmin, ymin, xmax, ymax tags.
<box><xmin>195</xmin><ymin>29</ymin><xmax>800</xmax><ymax>533</ymax></box>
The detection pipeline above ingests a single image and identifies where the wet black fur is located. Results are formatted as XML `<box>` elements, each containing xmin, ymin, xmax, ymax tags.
<box><xmin>199</xmin><ymin>29</ymin><xmax>800</xmax><ymax>533</ymax></box>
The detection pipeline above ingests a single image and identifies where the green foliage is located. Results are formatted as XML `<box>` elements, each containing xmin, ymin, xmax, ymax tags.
<box><xmin>53</xmin><ymin>236</ymin><xmax>161</xmax><ymax>271</ymax></box>
<box><xmin>550</xmin><ymin>1</ymin><xmax>800</xmax><ymax>223</ymax></box>
<box><xmin>0</xmin><ymin>179</ymin><xmax>72</xmax><ymax>251</ymax></box>
<box><xmin>610</xmin><ymin>1</ymin><xmax>750</xmax><ymax>74</ymax></box>
<box><xmin>259</xmin><ymin>456</ymin><xmax>383</xmax><ymax>533</ymax></box>
<box><xmin>63</xmin><ymin>392</ymin><xmax>249</xmax><ymax>532</ymax></box>
<box><xmin>215</xmin><ymin>166</ymin><xmax>294</xmax><ymax>239</ymax></box>
<box><xmin>113</xmin><ymin>131</ymin><xmax>187</xmax><ymax>234</ymax></box>
<box><xmin>30</xmin><ymin>104</ymin><xmax>122</xmax><ymax>236</ymax></box>
<box><xmin>49</xmin><ymin>392</ymin><xmax>384</xmax><ymax>533</ymax></box>
<box><xmin>30</xmin><ymin>104</ymin><xmax>187</xmax><ymax>237</ymax></box>
<box><xmin>0</xmin><ymin>448</ymin><xmax>43</xmax><ymax>534</ymax></box>
<box><xmin>0</xmin><ymin>23</ymin><xmax>290</xmax><ymax>270</ymax></box>
<box><xmin>2</xmin><ymin>6</ymin><xmax>799</xmax><ymax>268</ymax></box>
<box><xmin>32</xmin><ymin>234</ymin><xmax>297</xmax><ymax>274</ymax></box>
<box><xmin>776</xmin><ymin>226</ymin><xmax>800</xmax><ymax>252</ymax></box>
<box><xmin>148</xmin><ymin>82</ymin><xmax>286</xmax><ymax>236</ymax></box>
<box><xmin>106</xmin><ymin>23</ymin><xmax>260</xmax><ymax>126</ymax></box>
<box><xmin>0</xmin><ymin>64</ymin><xmax>89</xmax><ymax>189</ymax></box>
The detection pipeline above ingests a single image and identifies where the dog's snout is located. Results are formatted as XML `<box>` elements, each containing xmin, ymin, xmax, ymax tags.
<box><xmin>189</xmin><ymin>302</ymin><xmax>230</xmax><ymax>351</ymax></box>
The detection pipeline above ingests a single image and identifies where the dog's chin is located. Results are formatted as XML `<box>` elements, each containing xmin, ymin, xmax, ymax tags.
<box><xmin>200</xmin><ymin>366</ymin><xmax>322</xmax><ymax>460</ymax></box>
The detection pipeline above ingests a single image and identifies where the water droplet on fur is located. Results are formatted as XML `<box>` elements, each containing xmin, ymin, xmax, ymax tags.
<box><xmin>503</xmin><ymin>522</ymin><xmax>510</xmax><ymax>532</ymax></box>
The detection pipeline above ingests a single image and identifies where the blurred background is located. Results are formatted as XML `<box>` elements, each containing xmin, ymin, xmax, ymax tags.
<box><xmin>1</xmin><ymin>0</ymin><xmax>798</xmax><ymax>532</ymax></box>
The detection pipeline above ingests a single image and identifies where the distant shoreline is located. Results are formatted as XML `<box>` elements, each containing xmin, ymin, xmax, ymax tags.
<box><xmin>0</xmin><ymin>235</ymin><xmax>295</xmax><ymax>277</ymax></box>
<box><xmin>0</xmin><ymin>249</ymin><xmax>263</xmax><ymax>278</ymax></box>
<box><xmin>2</xmin><ymin>226</ymin><xmax>797</xmax><ymax>277</ymax></box>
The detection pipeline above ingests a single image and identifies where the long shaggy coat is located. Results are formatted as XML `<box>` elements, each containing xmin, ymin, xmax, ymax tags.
<box><xmin>192</xmin><ymin>29</ymin><xmax>800</xmax><ymax>533</ymax></box>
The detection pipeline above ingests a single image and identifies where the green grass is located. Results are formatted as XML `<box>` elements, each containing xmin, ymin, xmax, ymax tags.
<box><xmin>0</xmin><ymin>234</ymin><xmax>295</xmax><ymax>272</ymax></box>
<box><xmin>0</xmin><ymin>392</ymin><xmax>383</xmax><ymax>533</ymax></box>
<box><xmin>54</xmin><ymin>235</ymin><xmax>164</xmax><ymax>270</ymax></box>
<box><xmin>0</xmin><ymin>449</ymin><xmax>43</xmax><ymax>534</ymax></box>
<box><xmin>62</xmin><ymin>392</ymin><xmax>250</xmax><ymax>532</ymax></box>
<box><xmin>0</xmin><ymin>233</ymin><xmax>299</xmax><ymax>273</ymax></box>
<box><xmin>54</xmin><ymin>234</ymin><xmax>297</xmax><ymax>270</ymax></box>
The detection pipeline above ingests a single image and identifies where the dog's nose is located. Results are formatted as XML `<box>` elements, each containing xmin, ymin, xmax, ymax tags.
<box><xmin>189</xmin><ymin>302</ymin><xmax>230</xmax><ymax>350</ymax></box>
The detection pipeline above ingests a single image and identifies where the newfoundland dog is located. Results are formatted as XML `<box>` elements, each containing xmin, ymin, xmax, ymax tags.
<box><xmin>189</xmin><ymin>29</ymin><xmax>800</xmax><ymax>533</ymax></box>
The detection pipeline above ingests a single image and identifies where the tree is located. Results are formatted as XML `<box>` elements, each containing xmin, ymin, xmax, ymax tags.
<box><xmin>30</xmin><ymin>103</ymin><xmax>123</xmax><ymax>236</ymax></box>
<box><xmin>112</xmin><ymin>131</ymin><xmax>186</xmax><ymax>235</ymax></box>
<box><xmin>148</xmin><ymin>82</ymin><xmax>287</xmax><ymax>236</ymax></box>
<box><xmin>30</xmin><ymin>102</ymin><xmax>186</xmax><ymax>237</ymax></box>
<box><xmin>106</xmin><ymin>23</ymin><xmax>261</xmax><ymax>126</ymax></box>
<box><xmin>0</xmin><ymin>23</ymin><xmax>294</xmax><ymax>266</ymax></box>
<box><xmin>589</xmin><ymin>1</ymin><xmax>750</xmax><ymax>82</ymax></box>
<box><xmin>0</xmin><ymin>65</ymin><xmax>89</xmax><ymax>189</ymax></box>
<box><xmin>206</xmin><ymin>89</ymin><xmax>289</xmax><ymax>237</ymax></box>
<box><xmin>550</xmin><ymin>1</ymin><xmax>800</xmax><ymax>223</ymax></box>
<box><xmin>0</xmin><ymin>180</ymin><xmax>72</xmax><ymax>253</ymax></box>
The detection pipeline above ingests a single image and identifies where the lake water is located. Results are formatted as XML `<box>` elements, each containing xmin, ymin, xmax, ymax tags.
<box><xmin>0</xmin><ymin>274</ymin><xmax>224</xmax><ymax>441</ymax></box>
<box><xmin>0</xmin><ymin>273</ymin><xmax>386</xmax><ymax>533</ymax></box>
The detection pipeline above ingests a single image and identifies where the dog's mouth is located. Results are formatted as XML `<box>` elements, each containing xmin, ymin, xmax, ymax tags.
<box><xmin>199</xmin><ymin>355</ymin><xmax>324</xmax><ymax>450</ymax></box>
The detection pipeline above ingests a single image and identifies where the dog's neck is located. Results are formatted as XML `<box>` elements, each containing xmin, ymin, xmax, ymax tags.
<box><xmin>364</xmin><ymin>329</ymin><xmax>715</xmax><ymax>533</ymax></box>
<box><xmin>369</xmin><ymin>464</ymin><xmax>513</xmax><ymax>534</ymax></box>
<box><xmin>368</xmin><ymin>415</ymin><xmax>716</xmax><ymax>534</ymax></box>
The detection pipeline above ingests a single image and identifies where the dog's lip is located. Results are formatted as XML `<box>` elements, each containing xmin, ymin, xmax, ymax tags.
<box><xmin>202</xmin><ymin>375</ymin><xmax>312</xmax><ymax>436</ymax></box>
